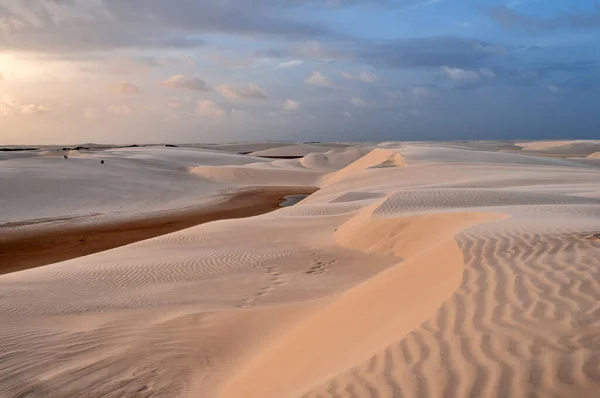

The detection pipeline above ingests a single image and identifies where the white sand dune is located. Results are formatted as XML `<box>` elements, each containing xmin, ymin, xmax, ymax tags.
<box><xmin>517</xmin><ymin>140</ymin><xmax>600</xmax><ymax>157</ymax></box>
<box><xmin>0</xmin><ymin>147</ymin><xmax>269</xmax><ymax>225</ymax></box>
<box><xmin>196</xmin><ymin>141</ymin><xmax>292</xmax><ymax>154</ymax></box>
<box><xmin>1</xmin><ymin>142</ymin><xmax>600</xmax><ymax>397</ymax></box>
<box><xmin>250</xmin><ymin>143</ymin><xmax>351</xmax><ymax>158</ymax></box>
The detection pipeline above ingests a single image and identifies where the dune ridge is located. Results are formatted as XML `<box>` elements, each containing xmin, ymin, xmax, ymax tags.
<box><xmin>220</xmin><ymin>206</ymin><xmax>505</xmax><ymax>398</ymax></box>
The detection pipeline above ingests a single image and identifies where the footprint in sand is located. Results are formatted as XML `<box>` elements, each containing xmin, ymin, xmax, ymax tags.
<box><xmin>306</xmin><ymin>253</ymin><xmax>338</xmax><ymax>275</ymax></box>
<box><xmin>237</xmin><ymin>265</ymin><xmax>286</xmax><ymax>308</ymax></box>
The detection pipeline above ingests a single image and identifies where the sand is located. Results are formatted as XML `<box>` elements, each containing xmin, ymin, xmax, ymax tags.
<box><xmin>1</xmin><ymin>141</ymin><xmax>600</xmax><ymax>397</ymax></box>
<box><xmin>0</xmin><ymin>186</ymin><xmax>317</xmax><ymax>275</ymax></box>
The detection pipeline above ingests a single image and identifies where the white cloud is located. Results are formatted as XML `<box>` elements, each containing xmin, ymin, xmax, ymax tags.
<box><xmin>231</xmin><ymin>108</ymin><xmax>248</xmax><ymax>121</ymax></box>
<box><xmin>178</xmin><ymin>55</ymin><xmax>197</xmax><ymax>68</ymax></box>
<box><xmin>0</xmin><ymin>97</ymin><xmax>47</xmax><ymax>116</ymax></box>
<box><xmin>107</xmin><ymin>104</ymin><xmax>133</xmax><ymax>117</ymax></box>
<box><xmin>350</xmin><ymin>97</ymin><xmax>369</xmax><ymax>107</ymax></box>
<box><xmin>113</xmin><ymin>82</ymin><xmax>141</xmax><ymax>95</ymax></box>
<box><xmin>216</xmin><ymin>83</ymin><xmax>268</xmax><ymax>100</ymax></box>
<box><xmin>479</xmin><ymin>68</ymin><xmax>496</xmax><ymax>78</ymax></box>
<box><xmin>278</xmin><ymin>60</ymin><xmax>303</xmax><ymax>68</ymax></box>
<box><xmin>344</xmin><ymin>111</ymin><xmax>352</xmax><ymax>117</ymax></box>
<box><xmin>305</xmin><ymin>72</ymin><xmax>334</xmax><ymax>87</ymax></box>
<box><xmin>163</xmin><ymin>75</ymin><xmax>211</xmax><ymax>92</ymax></box>
<box><xmin>196</xmin><ymin>100</ymin><xmax>225</xmax><ymax>118</ymax></box>
<box><xmin>341</xmin><ymin>71</ymin><xmax>377</xmax><ymax>83</ymax></box>
<box><xmin>441</xmin><ymin>66</ymin><xmax>481</xmax><ymax>83</ymax></box>
<box><xmin>548</xmin><ymin>84</ymin><xmax>560</xmax><ymax>93</ymax></box>
<box><xmin>20</xmin><ymin>104</ymin><xmax>47</xmax><ymax>115</ymax></box>
<box><xmin>282</xmin><ymin>99</ymin><xmax>301</xmax><ymax>111</ymax></box>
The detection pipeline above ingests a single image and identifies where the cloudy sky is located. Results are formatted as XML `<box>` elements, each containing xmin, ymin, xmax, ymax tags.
<box><xmin>1</xmin><ymin>0</ymin><xmax>599</xmax><ymax>144</ymax></box>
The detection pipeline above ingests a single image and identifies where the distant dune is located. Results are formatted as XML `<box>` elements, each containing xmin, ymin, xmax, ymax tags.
<box><xmin>1</xmin><ymin>141</ymin><xmax>600</xmax><ymax>397</ymax></box>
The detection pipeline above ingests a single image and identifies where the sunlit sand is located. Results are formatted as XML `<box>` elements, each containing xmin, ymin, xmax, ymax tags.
<box><xmin>1</xmin><ymin>141</ymin><xmax>599</xmax><ymax>397</ymax></box>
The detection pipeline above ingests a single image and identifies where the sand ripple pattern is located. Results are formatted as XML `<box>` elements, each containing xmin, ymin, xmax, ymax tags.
<box><xmin>304</xmin><ymin>227</ymin><xmax>600</xmax><ymax>397</ymax></box>
<box><xmin>0</xmin><ymin>248</ymin><xmax>293</xmax><ymax>315</ymax></box>
<box><xmin>373</xmin><ymin>189</ymin><xmax>600</xmax><ymax>216</ymax></box>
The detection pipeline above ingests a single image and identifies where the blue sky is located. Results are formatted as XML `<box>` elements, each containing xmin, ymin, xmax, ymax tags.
<box><xmin>0</xmin><ymin>0</ymin><xmax>599</xmax><ymax>144</ymax></box>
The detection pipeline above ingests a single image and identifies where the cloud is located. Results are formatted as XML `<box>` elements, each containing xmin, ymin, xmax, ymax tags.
<box><xmin>341</xmin><ymin>71</ymin><xmax>377</xmax><ymax>83</ymax></box>
<box><xmin>441</xmin><ymin>66</ymin><xmax>481</xmax><ymax>83</ymax></box>
<box><xmin>305</xmin><ymin>72</ymin><xmax>334</xmax><ymax>87</ymax></box>
<box><xmin>216</xmin><ymin>83</ymin><xmax>268</xmax><ymax>100</ymax></box>
<box><xmin>18</xmin><ymin>104</ymin><xmax>48</xmax><ymax>115</ymax></box>
<box><xmin>350</xmin><ymin>97</ymin><xmax>369</xmax><ymax>107</ymax></box>
<box><xmin>486</xmin><ymin>5</ymin><xmax>600</xmax><ymax>31</ymax></box>
<box><xmin>479</xmin><ymin>68</ymin><xmax>496</xmax><ymax>78</ymax></box>
<box><xmin>0</xmin><ymin>1</ymin><xmax>337</xmax><ymax>52</ymax></box>
<box><xmin>113</xmin><ymin>82</ymin><xmax>141</xmax><ymax>95</ymax></box>
<box><xmin>178</xmin><ymin>55</ymin><xmax>197</xmax><ymax>68</ymax></box>
<box><xmin>196</xmin><ymin>100</ymin><xmax>225</xmax><ymax>118</ymax></box>
<box><xmin>107</xmin><ymin>104</ymin><xmax>133</xmax><ymax>117</ymax></box>
<box><xmin>162</xmin><ymin>75</ymin><xmax>211</xmax><ymax>92</ymax></box>
<box><xmin>278</xmin><ymin>60</ymin><xmax>303</xmax><ymax>68</ymax></box>
<box><xmin>357</xmin><ymin>36</ymin><xmax>506</xmax><ymax>68</ymax></box>
<box><xmin>0</xmin><ymin>97</ymin><xmax>47</xmax><ymax>116</ymax></box>
<box><xmin>548</xmin><ymin>84</ymin><xmax>560</xmax><ymax>93</ymax></box>
<box><xmin>282</xmin><ymin>99</ymin><xmax>301</xmax><ymax>110</ymax></box>
<box><xmin>230</xmin><ymin>108</ymin><xmax>248</xmax><ymax>121</ymax></box>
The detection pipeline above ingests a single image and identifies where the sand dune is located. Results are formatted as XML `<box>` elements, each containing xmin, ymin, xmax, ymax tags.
<box><xmin>250</xmin><ymin>143</ymin><xmax>351</xmax><ymax>158</ymax></box>
<box><xmin>322</xmin><ymin>148</ymin><xmax>405</xmax><ymax>186</ymax></box>
<box><xmin>0</xmin><ymin>186</ymin><xmax>317</xmax><ymax>275</ymax></box>
<box><xmin>1</xmin><ymin>142</ymin><xmax>600</xmax><ymax>397</ymax></box>
<box><xmin>517</xmin><ymin>140</ymin><xmax>600</xmax><ymax>157</ymax></box>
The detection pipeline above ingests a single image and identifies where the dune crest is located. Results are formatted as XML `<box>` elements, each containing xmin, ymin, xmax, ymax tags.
<box><xmin>322</xmin><ymin>148</ymin><xmax>406</xmax><ymax>186</ymax></box>
<box><xmin>219</xmin><ymin>209</ymin><xmax>505</xmax><ymax>398</ymax></box>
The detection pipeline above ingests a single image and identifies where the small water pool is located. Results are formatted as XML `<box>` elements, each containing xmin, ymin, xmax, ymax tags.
<box><xmin>279</xmin><ymin>194</ymin><xmax>309</xmax><ymax>207</ymax></box>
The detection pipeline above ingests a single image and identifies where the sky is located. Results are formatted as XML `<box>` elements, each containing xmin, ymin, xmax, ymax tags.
<box><xmin>0</xmin><ymin>0</ymin><xmax>599</xmax><ymax>144</ymax></box>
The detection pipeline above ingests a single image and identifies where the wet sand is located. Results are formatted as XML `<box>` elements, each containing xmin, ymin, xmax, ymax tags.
<box><xmin>0</xmin><ymin>186</ymin><xmax>317</xmax><ymax>275</ymax></box>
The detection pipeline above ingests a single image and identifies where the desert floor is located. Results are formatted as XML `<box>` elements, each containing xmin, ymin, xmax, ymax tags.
<box><xmin>1</xmin><ymin>140</ymin><xmax>599</xmax><ymax>397</ymax></box>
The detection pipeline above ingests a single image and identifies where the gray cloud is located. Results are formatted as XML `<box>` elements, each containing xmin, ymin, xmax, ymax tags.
<box><xmin>258</xmin><ymin>36</ymin><xmax>507</xmax><ymax>70</ymax></box>
<box><xmin>355</xmin><ymin>36</ymin><xmax>507</xmax><ymax>68</ymax></box>
<box><xmin>486</xmin><ymin>4</ymin><xmax>600</xmax><ymax>30</ymax></box>
<box><xmin>162</xmin><ymin>75</ymin><xmax>211</xmax><ymax>92</ymax></box>
<box><xmin>0</xmin><ymin>0</ymin><xmax>451</xmax><ymax>53</ymax></box>
<box><xmin>216</xmin><ymin>84</ymin><xmax>268</xmax><ymax>100</ymax></box>
<box><xmin>0</xmin><ymin>0</ymin><xmax>336</xmax><ymax>52</ymax></box>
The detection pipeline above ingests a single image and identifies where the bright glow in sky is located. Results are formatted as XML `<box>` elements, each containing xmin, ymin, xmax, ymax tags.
<box><xmin>0</xmin><ymin>0</ymin><xmax>599</xmax><ymax>144</ymax></box>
